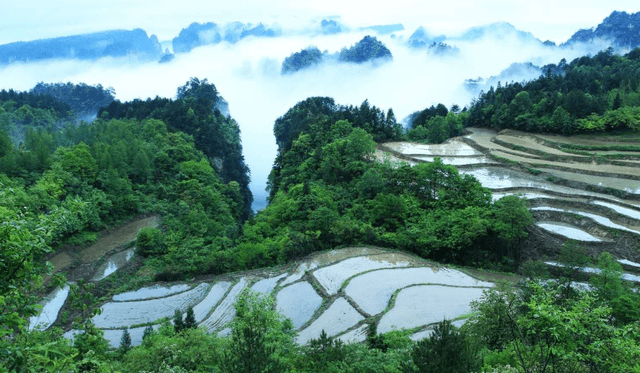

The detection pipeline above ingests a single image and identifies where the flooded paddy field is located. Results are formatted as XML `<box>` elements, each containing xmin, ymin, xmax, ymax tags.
<box><xmin>377</xmin><ymin>285</ymin><xmax>484</xmax><ymax>333</ymax></box>
<box><xmin>29</xmin><ymin>284</ymin><xmax>71</xmax><ymax>331</ymax></box>
<box><xmin>536</xmin><ymin>222</ymin><xmax>604</xmax><ymax>242</ymax></box>
<box><xmin>49</xmin><ymin>247</ymin><xmax>498</xmax><ymax>346</ymax></box>
<box><xmin>536</xmin><ymin>168</ymin><xmax>640</xmax><ymax>194</ymax></box>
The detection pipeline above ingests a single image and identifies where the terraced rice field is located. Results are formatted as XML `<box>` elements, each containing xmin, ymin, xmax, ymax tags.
<box><xmin>54</xmin><ymin>248</ymin><xmax>492</xmax><ymax>348</ymax></box>
<box><xmin>377</xmin><ymin>127</ymin><xmax>640</xmax><ymax>266</ymax></box>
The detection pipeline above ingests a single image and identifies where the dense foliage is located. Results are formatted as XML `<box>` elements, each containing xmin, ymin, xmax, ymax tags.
<box><xmin>467</xmin><ymin>251</ymin><xmax>640</xmax><ymax>372</ymax></box>
<box><xmin>234</xmin><ymin>97</ymin><xmax>534</xmax><ymax>271</ymax></box>
<box><xmin>406</xmin><ymin>103</ymin><xmax>466</xmax><ymax>143</ymax></box>
<box><xmin>281</xmin><ymin>47</ymin><xmax>324</xmax><ymax>74</ymax></box>
<box><xmin>30</xmin><ymin>82</ymin><xmax>116</xmax><ymax>121</ymax></box>
<box><xmin>466</xmin><ymin>48</ymin><xmax>640</xmax><ymax>135</ymax></box>
<box><xmin>99</xmin><ymin>78</ymin><xmax>253</xmax><ymax>220</ymax></box>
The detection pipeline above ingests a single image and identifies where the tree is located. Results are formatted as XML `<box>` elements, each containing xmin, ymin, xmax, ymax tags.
<box><xmin>556</xmin><ymin>240</ymin><xmax>591</xmax><ymax>298</ymax></box>
<box><xmin>184</xmin><ymin>306</ymin><xmax>197</xmax><ymax>329</ymax></box>
<box><xmin>223</xmin><ymin>290</ymin><xmax>296</xmax><ymax>373</ymax></box>
<box><xmin>173</xmin><ymin>309</ymin><xmax>185</xmax><ymax>333</ymax></box>
<box><xmin>119</xmin><ymin>328</ymin><xmax>132</xmax><ymax>355</ymax></box>
<box><xmin>613</xmin><ymin>91</ymin><xmax>623</xmax><ymax>110</ymax></box>
<box><xmin>142</xmin><ymin>325</ymin><xmax>154</xmax><ymax>342</ymax></box>
<box><xmin>409</xmin><ymin>319</ymin><xmax>474</xmax><ymax>373</ymax></box>
<box><xmin>305</xmin><ymin>330</ymin><xmax>347</xmax><ymax>372</ymax></box>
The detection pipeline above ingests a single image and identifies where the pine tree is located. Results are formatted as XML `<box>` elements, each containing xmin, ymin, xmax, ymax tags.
<box><xmin>142</xmin><ymin>325</ymin><xmax>154</xmax><ymax>341</ymax></box>
<box><xmin>173</xmin><ymin>309</ymin><xmax>184</xmax><ymax>333</ymax></box>
<box><xmin>365</xmin><ymin>322</ymin><xmax>388</xmax><ymax>352</ymax></box>
<box><xmin>119</xmin><ymin>328</ymin><xmax>131</xmax><ymax>355</ymax></box>
<box><xmin>613</xmin><ymin>91</ymin><xmax>623</xmax><ymax>110</ymax></box>
<box><xmin>184</xmin><ymin>306</ymin><xmax>197</xmax><ymax>329</ymax></box>
<box><xmin>410</xmin><ymin>319</ymin><xmax>471</xmax><ymax>373</ymax></box>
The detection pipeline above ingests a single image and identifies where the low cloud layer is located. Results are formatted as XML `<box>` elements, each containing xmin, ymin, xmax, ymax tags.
<box><xmin>0</xmin><ymin>25</ymin><xmax>612</xmax><ymax>207</ymax></box>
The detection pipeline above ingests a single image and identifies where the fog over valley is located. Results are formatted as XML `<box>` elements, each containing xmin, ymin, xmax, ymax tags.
<box><xmin>0</xmin><ymin>18</ymin><xmax>619</xmax><ymax>208</ymax></box>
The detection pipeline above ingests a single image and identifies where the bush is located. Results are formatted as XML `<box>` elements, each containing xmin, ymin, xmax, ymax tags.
<box><xmin>136</xmin><ymin>226</ymin><xmax>165</xmax><ymax>257</ymax></box>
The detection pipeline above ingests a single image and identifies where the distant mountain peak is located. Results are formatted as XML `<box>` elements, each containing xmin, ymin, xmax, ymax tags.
<box><xmin>457</xmin><ymin>22</ymin><xmax>541</xmax><ymax>43</ymax></box>
<box><xmin>564</xmin><ymin>10</ymin><xmax>640</xmax><ymax>50</ymax></box>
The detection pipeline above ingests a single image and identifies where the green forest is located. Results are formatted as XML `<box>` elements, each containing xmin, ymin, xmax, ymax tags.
<box><xmin>406</xmin><ymin>48</ymin><xmax>640</xmax><ymax>145</ymax></box>
<box><xmin>2</xmin><ymin>46</ymin><xmax>640</xmax><ymax>372</ymax></box>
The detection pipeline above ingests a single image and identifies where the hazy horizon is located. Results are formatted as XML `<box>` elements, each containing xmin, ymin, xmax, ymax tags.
<box><xmin>3</xmin><ymin>1</ymin><xmax>640</xmax><ymax>45</ymax></box>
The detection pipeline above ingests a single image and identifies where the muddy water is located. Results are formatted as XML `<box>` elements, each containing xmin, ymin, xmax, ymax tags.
<box><xmin>535</xmin><ymin>133</ymin><xmax>640</xmax><ymax>147</ymax></box>
<box><xmin>29</xmin><ymin>284</ymin><xmax>71</xmax><ymax>331</ymax></box>
<box><xmin>48</xmin><ymin>252</ymin><xmax>74</xmax><ymax>273</ymax></box>
<box><xmin>313</xmin><ymin>254</ymin><xmax>414</xmax><ymax>295</ymax></box>
<box><xmin>377</xmin><ymin>285</ymin><xmax>484</xmax><ymax>333</ymax></box>
<box><xmin>591</xmin><ymin>201</ymin><xmax>640</xmax><ymax>220</ymax></box>
<box><xmin>92</xmin><ymin>248</ymin><xmax>135</xmax><ymax>281</ymax></box>
<box><xmin>537</xmin><ymin>168</ymin><xmax>640</xmax><ymax>194</ymax></box>
<box><xmin>79</xmin><ymin>216</ymin><xmax>158</xmax><ymax>263</ymax></box>
<box><xmin>296</xmin><ymin>298</ymin><xmax>364</xmax><ymax>345</ymax></box>
<box><xmin>460</xmin><ymin>167</ymin><xmax>630</xmax><ymax>203</ymax></box>
<box><xmin>491</xmin><ymin>150</ymin><xmax>640</xmax><ymax>177</ymax></box>
<box><xmin>383</xmin><ymin>140</ymin><xmax>483</xmax><ymax>156</ymax></box>
<box><xmin>496</xmin><ymin>134</ymin><xmax>588</xmax><ymax>157</ymax></box>
<box><xmin>465</xmin><ymin>128</ymin><xmax>541</xmax><ymax>158</ymax></box>
<box><xmin>92</xmin><ymin>283</ymin><xmax>209</xmax><ymax>328</ymax></box>
<box><xmin>412</xmin><ymin>156</ymin><xmax>498</xmax><ymax>165</ymax></box>
<box><xmin>532</xmin><ymin>207</ymin><xmax>640</xmax><ymax>235</ymax></box>
<box><xmin>345</xmin><ymin>267</ymin><xmax>493</xmax><ymax>316</ymax></box>
<box><xmin>374</xmin><ymin>149</ymin><xmax>416</xmax><ymax>166</ymax></box>
<box><xmin>492</xmin><ymin>191</ymin><xmax>565</xmax><ymax>201</ymax></box>
<box><xmin>536</xmin><ymin>222</ymin><xmax>603</xmax><ymax>241</ymax></box>
<box><xmin>113</xmin><ymin>284</ymin><xmax>192</xmax><ymax>301</ymax></box>
<box><xmin>276</xmin><ymin>282</ymin><xmax>323</xmax><ymax>329</ymax></box>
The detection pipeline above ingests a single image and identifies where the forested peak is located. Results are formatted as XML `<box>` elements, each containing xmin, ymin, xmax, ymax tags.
<box><xmin>281</xmin><ymin>47</ymin><xmax>324</xmax><ymax>74</ymax></box>
<box><xmin>565</xmin><ymin>10</ymin><xmax>640</xmax><ymax>49</ymax></box>
<box><xmin>273</xmin><ymin>96</ymin><xmax>401</xmax><ymax>154</ymax></box>
<box><xmin>176</xmin><ymin>78</ymin><xmax>220</xmax><ymax>106</ymax></box>
<box><xmin>338</xmin><ymin>36</ymin><xmax>392</xmax><ymax>63</ymax></box>
<box><xmin>99</xmin><ymin>78</ymin><xmax>253</xmax><ymax>220</ymax></box>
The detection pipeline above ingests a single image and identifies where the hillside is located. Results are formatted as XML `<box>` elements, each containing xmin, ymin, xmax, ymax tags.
<box><xmin>565</xmin><ymin>10</ymin><xmax>640</xmax><ymax>49</ymax></box>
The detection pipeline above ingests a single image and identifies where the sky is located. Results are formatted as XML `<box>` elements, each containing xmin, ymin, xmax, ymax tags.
<box><xmin>2</xmin><ymin>1</ymin><xmax>639</xmax><ymax>209</ymax></box>
<box><xmin>3</xmin><ymin>0</ymin><xmax>640</xmax><ymax>45</ymax></box>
